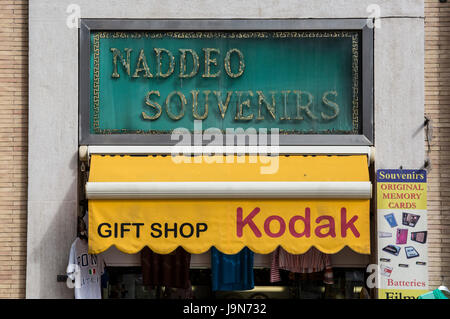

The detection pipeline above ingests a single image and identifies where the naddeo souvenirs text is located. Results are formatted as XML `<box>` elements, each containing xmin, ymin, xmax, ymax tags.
<box><xmin>111</xmin><ymin>47</ymin><xmax>341</xmax><ymax>123</ymax></box>
<box><xmin>90</xmin><ymin>31</ymin><xmax>360</xmax><ymax>134</ymax></box>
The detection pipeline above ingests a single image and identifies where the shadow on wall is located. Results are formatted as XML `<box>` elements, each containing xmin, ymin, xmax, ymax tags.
<box><xmin>27</xmin><ymin>153</ymin><xmax>78</xmax><ymax>299</ymax></box>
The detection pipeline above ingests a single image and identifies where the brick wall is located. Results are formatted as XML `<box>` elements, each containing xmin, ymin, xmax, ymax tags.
<box><xmin>425</xmin><ymin>0</ymin><xmax>450</xmax><ymax>289</ymax></box>
<box><xmin>0</xmin><ymin>0</ymin><xmax>28</xmax><ymax>298</ymax></box>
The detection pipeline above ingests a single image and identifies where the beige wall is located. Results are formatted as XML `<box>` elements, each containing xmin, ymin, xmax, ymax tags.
<box><xmin>0</xmin><ymin>0</ymin><xmax>28</xmax><ymax>298</ymax></box>
<box><xmin>425</xmin><ymin>0</ymin><xmax>450</xmax><ymax>289</ymax></box>
<box><xmin>26</xmin><ymin>0</ymin><xmax>426</xmax><ymax>298</ymax></box>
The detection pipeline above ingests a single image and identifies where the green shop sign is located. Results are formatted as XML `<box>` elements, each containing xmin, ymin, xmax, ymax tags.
<box><xmin>91</xmin><ymin>31</ymin><xmax>359</xmax><ymax>133</ymax></box>
<box><xmin>80</xmin><ymin>20</ymin><xmax>373</xmax><ymax>145</ymax></box>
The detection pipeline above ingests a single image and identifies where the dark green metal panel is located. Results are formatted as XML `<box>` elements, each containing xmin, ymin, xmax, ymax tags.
<box><xmin>90</xmin><ymin>31</ymin><xmax>360</xmax><ymax>135</ymax></box>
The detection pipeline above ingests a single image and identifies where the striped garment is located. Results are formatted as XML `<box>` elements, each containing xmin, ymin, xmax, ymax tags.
<box><xmin>270</xmin><ymin>246</ymin><xmax>334</xmax><ymax>284</ymax></box>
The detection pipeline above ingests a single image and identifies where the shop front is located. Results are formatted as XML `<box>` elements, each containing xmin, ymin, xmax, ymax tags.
<box><xmin>71</xmin><ymin>18</ymin><xmax>377</xmax><ymax>299</ymax></box>
<box><xmin>26</xmin><ymin>1</ymin><xmax>427</xmax><ymax>300</ymax></box>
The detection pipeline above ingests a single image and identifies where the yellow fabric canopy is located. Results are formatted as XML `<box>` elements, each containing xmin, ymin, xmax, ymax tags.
<box><xmin>88</xmin><ymin>154</ymin><xmax>369</xmax><ymax>183</ymax></box>
<box><xmin>88</xmin><ymin>155</ymin><xmax>371</xmax><ymax>255</ymax></box>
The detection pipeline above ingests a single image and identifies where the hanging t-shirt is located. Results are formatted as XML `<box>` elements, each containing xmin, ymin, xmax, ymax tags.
<box><xmin>211</xmin><ymin>247</ymin><xmax>254</xmax><ymax>291</ymax></box>
<box><xmin>270</xmin><ymin>246</ymin><xmax>333</xmax><ymax>284</ymax></box>
<box><xmin>66</xmin><ymin>237</ymin><xmax>105</xmax><ymax>299</ymax></box>
<box><xmin>141</xmin><ymin>246</ymin><xmax>191</xmax><ymax>289</ymax></box>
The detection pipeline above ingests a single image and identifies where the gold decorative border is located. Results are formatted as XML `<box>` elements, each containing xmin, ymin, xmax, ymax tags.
<box><xmin>352</xmin><ymin>33</ymin><xmax>360</xmax><ymax>134</ymax></box>
<box><xmin>92</xmin><ymin>33</ymin><xmax>100</xmax><ymax>133</ymax></box>
<box><xmin>91</xmin><ymin>31</ymin><xmax>360</xmax><ymax>134</ymax></box>
<box><xmin>97</xmin><ymin>31</ymin><xmax>356</xmax><ymax>39</ymax></box>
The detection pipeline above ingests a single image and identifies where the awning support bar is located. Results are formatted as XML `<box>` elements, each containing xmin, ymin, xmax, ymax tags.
<box><xmin>80</xmin><ymin>145</ymin><xmax>375</xmax><ymax>165</ymax></box>
<box><xmin>86</xmin><ymin>181</ymin><xmax>372</xmax><ymax>199</ymax></box>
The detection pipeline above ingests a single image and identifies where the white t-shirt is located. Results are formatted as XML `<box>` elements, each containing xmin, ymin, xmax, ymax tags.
<box><xmin>67</xmin><ymin>237</ymin><xmax>105</xmax><ymax>299</ymax></box>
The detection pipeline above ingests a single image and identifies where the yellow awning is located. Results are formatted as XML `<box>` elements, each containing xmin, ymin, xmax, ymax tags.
<box><xmin>87</xmin><ymin>155</ymin><xmax>371</xmax><ymax>255</ymax></box>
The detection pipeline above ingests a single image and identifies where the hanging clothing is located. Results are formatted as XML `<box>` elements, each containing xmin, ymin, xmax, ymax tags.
<box><xmin>211</xmin><ymin>247</ymin><xmax>254</xmax><ymax>291</ymax></box>
<box><xmin>66</xmin><ymin>237</ymin><xmax>105</xmax><ymax>299</ymax></box>
<box><xmin>162</xmin><ymin>283</ymin><xmax>194</xmax><ymax>299</ymax></box>
<box><xmin>141</xmin><ymin>246</ymin><xmax>191</xmax><ymax>289</ymax></box>
<box><xmin>270</xmin><ymin>246</ymin><xmax>333</xmax><ymax>284</ymax></box>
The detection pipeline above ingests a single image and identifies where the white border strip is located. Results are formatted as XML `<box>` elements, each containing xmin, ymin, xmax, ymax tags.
<box><xmin>86</xmin><ymin>181</ymin><xmax>372</xmax><ymax>199</ymax></box>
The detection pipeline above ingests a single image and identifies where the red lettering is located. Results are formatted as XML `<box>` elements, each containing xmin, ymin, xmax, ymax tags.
<box><xmin>236</xmin><ymin>207</ymin><xmax>262</xmax><ymax>238</ymax></box>
<box><xmin>388</xmin><ymin>202</ymin><xmax>417</xmax><ymax>209</ymax></box>
<box><xmin>264</xmin><ymin>215</ymin><xmax>286</xmax><ymax>238</ymax></box>
<box><xmin>288</xmin><ymin>208</ymin><xmax>311</xmax><ymax>238</ymax></box>
<box><xmin>314</xmin><ymin>216</ymin><xmax>336</xmax><ymax>238</ymax></box>
<box><xmin>237</xmin><ymin>206</ymin><xmax>363</xmax><ymax>240</ymax></box>
<box><xmin>340</xmin><ymin>207</ymin><xmax>360</xmax><ymax>238</ymax></box>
